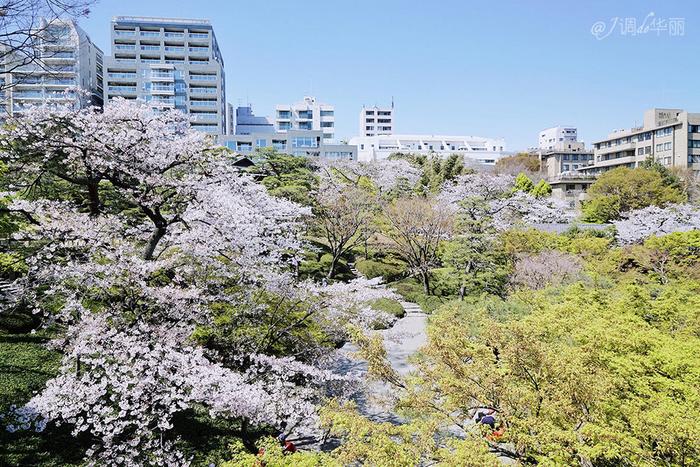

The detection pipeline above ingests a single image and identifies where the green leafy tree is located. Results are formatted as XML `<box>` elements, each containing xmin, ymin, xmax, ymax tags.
<box><xmin>248</xmin><ymin>148</ymin><xmax>318</xmax><ymax>206</ymax></box>
<box><xmin>582</xmin><ymin>167</ymin><xmax>685</xmax><ymax>222</ymax></box>
<box><xmin>513</xmin><ymin>172</ymin><xmax>535</xmax><ymax>193</ymax></box>
<box><xmin>530</xmin><ymin>179</ymin><xmax>552</xmax><ymax>198</ymax></box>
<box><xmin>442</xmin><ymin>198</ymin><xmax>509</xmax><ymax>300</ymax></box>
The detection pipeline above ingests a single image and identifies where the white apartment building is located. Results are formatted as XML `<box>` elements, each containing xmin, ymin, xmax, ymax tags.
<box><xmin>581</xmin><ymin>108</ymin><xmax>700</xmax><ymax>175</ymax></box>
<box><xmin>1</xmin><ymin>19</ymin><xmax>103</xmax><ymax>116</ymax></box>
<box><xmin>219</xmin><ymin>130</ymin><xmax>356</xmax><ymax>160</ymax></box>
<box><xmin>103</xmin><ymin>16</ymin><xmax>226</xmax><ymax>135</ymax></box>
<box><xmin>349</xmin><ymin>134</ymin><xmax>506</xmax><ymax>164</ymax></box>
<box><xmin>539</xmin><ymin>126</ymin><xmax>578</xmax><ymax>150</ymax></box>
<box><xmin>359</xmin><ymin>105</ymin><xmax>393</xmax><ymax>137</ymax></box>
<box><xmin>275</xmin><ymin>96</ymin><xmax>334</xmax><ymax>142</ymax></box>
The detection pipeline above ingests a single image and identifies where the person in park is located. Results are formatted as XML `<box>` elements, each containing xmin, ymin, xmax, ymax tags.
<box><xmin>279</xmin><ymin>434</ymin><xmax>297</xmax><ymax>454</ymax></box>
<box><xmin>476</xmin><ymin>409</ymin><xmax>497</xmax><ymax>430</ymax></box>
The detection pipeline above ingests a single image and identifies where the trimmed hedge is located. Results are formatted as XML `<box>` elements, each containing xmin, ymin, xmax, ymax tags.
<box><xmin>370</xmin><ymin>298</ymin><xmax>405</xmax><ymax>319</ymax></box>
<box><xmin>355</xmin><ymin>259</ymin><xmax>406</xmax><ymax>282</ymax></box>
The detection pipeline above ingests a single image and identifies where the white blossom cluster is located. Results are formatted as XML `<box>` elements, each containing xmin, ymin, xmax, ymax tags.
<box><xmin>614</xmin><ymin>204</ymin><xmax>700</xmax><ymax>244</ymax></box>
<box><xmin>438</xmin><ymin>173</ymin><xmax>574</xmax><ymax>229</ymax></box>
<box><xmin>314</xmin><ymin>158</ymin><xmax>421</xmax><ymax>194</ymax></box>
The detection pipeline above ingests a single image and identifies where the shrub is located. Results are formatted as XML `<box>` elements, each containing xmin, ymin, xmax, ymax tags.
<box><xmin>355</xmin><ymin>259</ymin><xmax>406</xmax><ymax>282</ymax></box>
<box><xmin>370</xmin><ymin>298</ymin><xmax>405</xmax><ymax>319</ymax></box>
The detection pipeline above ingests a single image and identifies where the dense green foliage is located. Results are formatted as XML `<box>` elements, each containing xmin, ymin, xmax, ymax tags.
<box><xmin>248</xmin><ymin>148</ymin><xmax>319</xmax><ymax>205</ymax></box>
<box><xmin>582</xmin><ymin>167</ymin><xmax>686</xmax><ymax>222</ymax></box>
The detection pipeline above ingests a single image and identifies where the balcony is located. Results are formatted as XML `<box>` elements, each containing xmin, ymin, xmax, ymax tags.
<box><xmin>188</xmin><ymin>32</ymin><xmax>209</xmax><ymax>39</ymax></box>
<box><xmin>150</xmin><ymin>71</ymin><xmax>174</xmax><ymax>81</ymax></box>
<box><xmin>140</xmin><ymin>31</ymin><xmax>161</xmax><ymax>38</ymax></box>
<box><xmin>190</xmin><ymin>100</ymin><xmax>217</xmax><ymax>108</ymax></box>
<box><xmin>164</xmin><ymin>46</ymin><xmax>185</xmax><ymax>53</ymax></box>
<box><xmin>151</xmin><ymin>84</ymin><xmax>174</xmax><ymax>95</ymax></box>
<box><xmin>164</xmin><ymin>32</ymin><xmax>185</xmax><ymax>38</ymax></box>
<box><xmin>190</xmin><ymin>112</ymin><xmax>218</xmax><ymax>122</ymax></box>
<box><xmin>147</xmin><ymin>97</ymin><xmax>174</xmax><ymax>107</ymax></box>
<box><xmin>108</xmin><ymin>72</ymin><xmax>137</xmax><ymax>81</ymax></box>
<box><xmin>108</xmin><ymin>85</ymin><xmax>137</xmax><ymax>94</ymax></box>
<box><xmin>115</xmin><ymin>45</ymin><xmax>136</xmax><ymax>52</ymax></box>
<box><xmin>188</xmin><ymin>47</ymin><xmax>209</xmax><ymax>55</ymax></box>
<box><xmin>190</xmin><ymin>87</ymin><xmax>216</xmax><ymax>95</ymax></box>
<box><xmin>190</xmin><ymin>74</ymin><xmax>217</xmax><ymax>81</ymax></box>
<box><xmin>114</xmin><ymin>30</ymin><xmax>136</xmax><ymax>37</ymax></box>
<box><xmin>44</xmin><ymin>78</ymin><xmax>76</xmax><ymax>86</ymax></box>
<box><xmin>13</xmin><ymin>91</ymin><xmax>45</xmax><ymax>99</ymax></box>
<box><xmin>140</xmin><ymin>45</ymin><xmax>161</xmax><ymax>52</ymax></box>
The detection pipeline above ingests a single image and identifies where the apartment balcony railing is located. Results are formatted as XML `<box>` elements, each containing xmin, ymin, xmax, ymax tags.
<box><xmin>150</xmin><ymin>72</ymin><xmax>174</xmax><ymax>81</ymax></box>
<box><xmin>188</xmin><ymin>47</ymin><xmax>209</xmax><ymax>54</ymax></box>
<box><xmin>140</xmin><ymin>45</ymin><xmax>161</xmax><ymax>51</ymax></box>
<box><xmin>190</xmin><ymin>113</ymin><xmax>218</xmax><ymax>122</ymax></box>
<box><xmin>114</xmin><ymin>30</ymin><xmax>136</xmax><ymax>36</ymax></box>
<box><xmin>188</xmin><ymin>33</ymin><xmax>209</xmax><ymax>39</ymax></box>
<box><xmin>190</xmin><ymin>87</ymin><xmax>216</xmax><ymax>94</ymax></box>
<box><xmin>192</xmin><ymin>125</ymin><xmax>219</xmax><ymax>133</ymax></box>
<box><xmin>45</xmin><ymin>79</ymin><xmax>76</xmax><ymax>85</ymax></box>
<box><xmin>115</xmin><ymin>45</ymin><xmax>136</xmax><ymax>51</ymax></box>
<box><xmin>190</xmin><ymin>100</ymin><xmax>217</xmax><ymax>108</ymax></box>
<box><xmin>164</xmin><ymin>46</ymin><xmax>185</xmax><ymax>52</ymax></box>
<box><xmin>164</xmin><ymin>32</ymin><xmax>184</xmax><ymax>38</ymax></box>
<box><xmin>108</xmin><ymin>72</ymin><xmax>137</xmax><ymax>80</ymax></box>
<box><xmin>140</xmin><ymin>31</ymin><xmax>161</xmax><ymax>37</ymax></box>
<box><xmin>13</xmin><ymin>91</ymin><xmax>45</xmax><ymax>98</ymax></box>
<box><xmin>189</xmin><ymin>75</ymin><xmax>217</xmax><ymax>82</ymax></box>
<box><xmin>108</xmin><ymin>86</ymin><xmax>137</xmax><ymax>93</ymax></box>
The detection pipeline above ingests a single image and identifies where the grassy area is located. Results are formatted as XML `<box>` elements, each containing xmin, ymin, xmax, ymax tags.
<box><xmin>0</xmin><ymin>325</ymin><xmax>89</xmax><ymax>467</ymax></box>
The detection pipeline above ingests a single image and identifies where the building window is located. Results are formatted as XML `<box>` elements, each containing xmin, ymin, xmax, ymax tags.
<box><xmin>320</xmin><ymin>110</ymin><xmax>334</xmax><ymax>117</ymax></box>
<box><xmin>256</xmin><ymin>139</ymin><xmax>267</xmax><ymax>147</ymax></box>
<box><xmin>637</xmin><ymin>148</ymin><xmax>644</xmax><ymax>155</ymax></box>
<box><xmin>272</xmin><ymin>140</ymin><xmax>286</xmax><ymax>151</ymax></box>
<box><xmin>292</xmin><ymin>137</ymin><xmax>317</xmax><ymax>148</ymax></box>
<box><xmin>689</xmin><ymin>140</ymin><xmax>700</xmax><ymax>149</ymax></box>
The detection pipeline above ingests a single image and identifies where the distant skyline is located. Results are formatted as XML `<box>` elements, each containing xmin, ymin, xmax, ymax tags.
<box><xmin>79</xmin><ymin>0</ymin><xmax>699</xmax><ymax>150</ymax></box>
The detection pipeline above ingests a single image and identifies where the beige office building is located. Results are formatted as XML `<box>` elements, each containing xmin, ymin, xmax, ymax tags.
<box><xmin>582</xmin><ymin>108</ymin><xmax>700</xmax><ymax>175</ymax></box>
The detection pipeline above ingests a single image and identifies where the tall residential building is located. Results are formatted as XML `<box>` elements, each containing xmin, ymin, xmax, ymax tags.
<box><xmin>1</xmin><ymin>18</ymin><xmax>103</xmax><ymax>116</ymax></box>
<box><xmin>234</xmin><ymin>104</ymin><xmax>274</xmax><ymax>135</ymax></box>
<box><xmin>359</xmin><ymin>105</ymin><xmax>393</xmax><ymax>137</ymax></box>
<box><xmin>348</xmin><ymin>134</ymin><xmax>506</xmax><ymax>164</ymax></box>
<box><xmin>275</xmin><ymin>96</ymin><xmax>334</xmax><ymax>142</ymax></box>
<box><xmin>103</xmin><ymin>16</ymin><xmax>226</xmax><ymax>135</ymax></box>
<box><xmin>538</xmin><ymin>126</ymin><xmax>577</xmax><ymax>150</ymax></box>
<box><xmin>581</xmin><ymin>108</ymin><xmax>700</xmax><ymax>175</ymax></box>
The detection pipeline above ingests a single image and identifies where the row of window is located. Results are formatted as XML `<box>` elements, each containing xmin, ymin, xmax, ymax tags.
<box><xmin>561</xmin><ymin>154</ymin><xmax>593</xmax><ymax>161</ymax></box>
<box><xmin>596</xmin><ymin>128</ymin><xmax>675</xmax><ymax>149</ymax></box>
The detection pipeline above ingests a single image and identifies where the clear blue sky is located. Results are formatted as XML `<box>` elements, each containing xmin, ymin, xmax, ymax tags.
<box><xmin>80</xmin><ymin>0</ymin><xmax>699</xmax><ymax>150</ymax></box>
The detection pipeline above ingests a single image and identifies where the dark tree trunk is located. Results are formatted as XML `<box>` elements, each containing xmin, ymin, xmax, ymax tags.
<box><xmin>143</xmin><ymin>225</ymin><xmax>167</xmax><ymax>260</ymax></box>
<box><xmin>420</xmin><ymin>271</ymin><xmax>430</xmax><ymax>295</ymax></box>
<box><xmin>86</xmin><ymin>181</ymin><xmax>101</xmax><ymax>216</ymax></box>
<box><xmin>327</xmin><ymin>253</ymin><xmax>340</xmax><ymax>279</ymax></box>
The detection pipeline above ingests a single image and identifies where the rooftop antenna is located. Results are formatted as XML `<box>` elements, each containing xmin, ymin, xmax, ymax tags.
<box><xmin>391</xmin><ymin>96</ymin><xmax>394</xmax><ymax>109</ymax></box>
